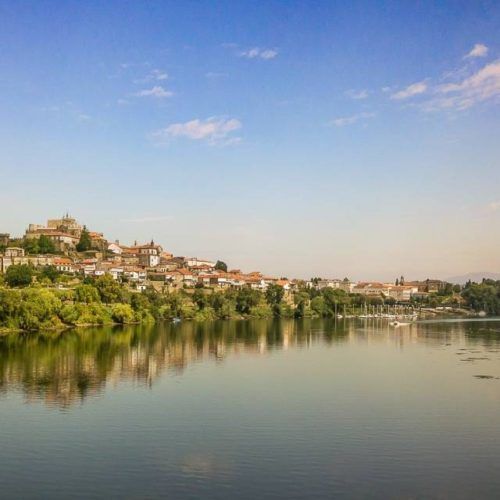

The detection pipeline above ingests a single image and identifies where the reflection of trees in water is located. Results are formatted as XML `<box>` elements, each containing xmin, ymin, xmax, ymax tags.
<box><xmin>0</xmin><ymin>319</ymin><xmax>348</xmax><ymax>408</ymax></box>
<box><xmin>0</xmin><ymin>319</ymin><xmax>496</xmax><ymax>408</ymax></box>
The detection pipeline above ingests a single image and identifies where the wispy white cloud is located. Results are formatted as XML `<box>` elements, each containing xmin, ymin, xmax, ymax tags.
<box><xmin>330</xmin><ymin>112</ymin><xmax>375</xmax><ymax>127</ymax></box>
<box><xmin>152</xmin><ymin>70</ymin><xmax>168</xmax><ymax>81</ymax></box>
<box><xmin>425</xmin><ymin>59</ymin><xmax>500</xmax><ymax>111</ymax></box>
<box><xmin>152</xmin><ymin>117</ymin><xmax>242</xmax><ymax>145</ymax></box>
<box><xmin>134</xmin><ymin>69</ymin><xmax>168</xmax><ymax>83</ymax></box>
<box><xmin>43</xmin><ymin>102</ymin><xmax>92</xmax><ymax>123</ymax></box>
<box><xmin>135</xmin><ymin>85</ymin><xmax>173</xmax><ymax>98</ymax></box>
<box><xmin>122</xmin><ymin>215</ymin><xmax>174</xmax><ymax>223</ymax></box>
<box><xmin>391</xmin><ymin>80</ymin><xmax>428</xmax><ymax>100</ymax></box>
<box><xmin>239</xmin><ymin>47</ymin><xmax>278</xmax><ymax>60</ymax></box>
<box><xmin>345</xmin><ymin>89</ymin><xmax>369</xmax><ymax>100</ymax></box>
<box><xmin>465</xmin><ymin>43</ymin><xmax>488</xmax><ymax>59</ymax></box>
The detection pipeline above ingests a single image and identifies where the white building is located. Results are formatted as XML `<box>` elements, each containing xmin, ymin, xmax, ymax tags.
<box><xmin>186</xmin><ymin>257</ymin><xmax>216</xmax><ymax>268</ymax></box>
<box><xmin>135</xmin><ymin>241</ymin><xmax>162</xmax><ymax>267</ymax></box>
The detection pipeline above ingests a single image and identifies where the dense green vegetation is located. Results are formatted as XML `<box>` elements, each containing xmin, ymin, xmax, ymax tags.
<box><xmin>461</xmin><ymin>279</ymin><xmax>500</xmax><ymax>315</ymax></box>
<box><xmin>215</xmin><ymin>260</ymin><xmax>228</xmax><ymax>272</ymax></box>
<box><xmin>5</xmin><ymin>264</ymin><xmax>34</xmax><ymax>287</ymax></box>
<box><xmin>22</xmin><ymin>234</ymin><xmax>57</xmax><ymax>254</ymax></box>
<box><xmin>76</xmin><ymin>226</ymin><xmax>92</xmax><ymax>252</ymax></box>
<box><xmin>1</xmin><ymin>263</ymin><xmax>499</xmax><ymax>333</ymax></box>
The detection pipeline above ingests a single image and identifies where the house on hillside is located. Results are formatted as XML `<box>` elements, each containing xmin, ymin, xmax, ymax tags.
<box><xmin>186</xmin><ymin>257</ymin><xmax>216</xmax><ymax>269</ymax></box>
<box><xmin>134</xmin><ymin>240</ymin><xmax>163</xmax><ymax>267</ymax></box>
<box><xmin>54</xmin><ymin>257</ymin><xmax>77</xmax><ymax>273</ymax></box>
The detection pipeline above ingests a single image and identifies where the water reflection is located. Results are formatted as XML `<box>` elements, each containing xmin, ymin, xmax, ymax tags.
<box><xmin>1</xmin><ymin>318</ymin><xmax>499</xmax><ymax>408</ymax></box>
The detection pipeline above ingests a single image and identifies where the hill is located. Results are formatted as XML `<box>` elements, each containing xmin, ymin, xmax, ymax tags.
<box><xmin>446</xmin><ymin>272</ymin><xmax>500</xmax><ymax>284</ymax></box>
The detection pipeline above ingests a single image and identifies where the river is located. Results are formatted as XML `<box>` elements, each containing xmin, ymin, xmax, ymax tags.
<box><xmin>1</xmin><ymin>318</ymin><xmax>500</xmax><ymax>499</ymax></box>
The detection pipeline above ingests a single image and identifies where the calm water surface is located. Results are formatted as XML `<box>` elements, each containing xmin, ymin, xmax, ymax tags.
<box><xmin>1</xmin><ymin>318</ymin><xmax>500</xmax><ymax>499</ymax></box>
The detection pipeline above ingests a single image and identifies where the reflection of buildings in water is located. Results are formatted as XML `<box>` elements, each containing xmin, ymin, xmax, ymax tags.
<box><xmin>0</xmin><ymin>319</ymin><xmax>496</xmax><ymax>408</ymax></box>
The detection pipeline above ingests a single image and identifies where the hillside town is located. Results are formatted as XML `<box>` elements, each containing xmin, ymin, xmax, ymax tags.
<box><xmin>0</xmin><ymin>213</ymin><xmax>449</xmax><ymax>303</ymax></box>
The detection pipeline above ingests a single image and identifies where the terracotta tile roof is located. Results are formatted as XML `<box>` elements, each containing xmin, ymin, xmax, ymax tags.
<box><xmin>54</xmin><ymin>258</ymin><xmax>73</xmax><ymax>265</ymax></box>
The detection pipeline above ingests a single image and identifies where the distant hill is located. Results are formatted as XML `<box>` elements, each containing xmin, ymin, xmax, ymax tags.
<box><xmin>446</xmin><ymin>272</ymin><xmax>500</xmax><ymax>284</ymax></box>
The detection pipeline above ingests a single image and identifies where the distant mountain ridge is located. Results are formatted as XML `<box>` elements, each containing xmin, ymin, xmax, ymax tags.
<box><xmin>446</xmin><ymin>272</ymin><xmax>500</xmax><ymax>284</ymax></box>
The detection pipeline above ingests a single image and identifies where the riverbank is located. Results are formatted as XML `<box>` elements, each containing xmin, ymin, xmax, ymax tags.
<box><xmin>0</xmin><ymin>273</ymin><xmax>492</xmax><ymax>334</ymax></box>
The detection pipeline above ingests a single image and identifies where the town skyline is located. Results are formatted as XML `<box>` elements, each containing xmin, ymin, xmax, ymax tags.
<box><xmin>1</xmin><ymin>2</ymin><xmax>499</xmax><ymax>279</ymax></box>
<box><xmin>1</xmin><ymin>211</ymin><xmax>497</xmax><ymax>284</ymax></box>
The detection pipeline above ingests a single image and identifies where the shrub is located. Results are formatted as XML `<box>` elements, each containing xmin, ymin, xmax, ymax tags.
<box><xmin>74</xmin><ymin>284</ymin><xmax>100</xmax><ymax>303</ymax></box>
<box><xmin>5</xmin><ymin>264</ymin><xmax>34</xmax><ymax>288</ymax></box>
<box><xmin>193</xmin><ymin>307</ymin><xmax>217</xmax><ymax>322</ymax></box>
<box><xmin>17</xmin><ymin>288</ymin><xmax>62</xmax><ymax>330</ymax></box>
<box><xmin>110</xmin><ymin>304</ymin><xmax>136</xmax><ymax>324</ymax></box>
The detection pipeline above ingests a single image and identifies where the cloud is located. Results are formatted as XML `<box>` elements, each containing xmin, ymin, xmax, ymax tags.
<box><xmin>135</xmin><ymin>69</ymin><xmax>168</xmax><ymax>83</ymax></box>
<box><xmin>330</xmin><ymin>112</ymin><xmax>375</xmax><ymax>127</ymax></box>
<box><xmin>152</xmin><ymin>70</ymin><xmax>168</xmax><ymax>80</ymax></box>
<box><xmin>391</xmin><ymin>81</ymin><xmax>428</xmax><ymax>100</ymax></box>
<box><xmin>239</xmin><ymin>47</ymin><xmax>278</xmax><ymax>60</ymax></box>
<box><xmin>43</xmin><ymin>102</ymin><xmax>92</xmax><ymax>123</ymax></box>
<box><xmin>135</xmin><ymin>86</ymin><xmax>173</xmax><ymax>98</ymax></box>
<box><xmin>345</xmin><ymin>89</ymin><xmax>369</xmax><ymax>100</ymax></box>
<box><xmin>465</xmin><ymin>43</ymin><xmax>488</xmax><ymax>59</ymax></box>
<box><xmin>121</xmin><ymin>215</ymin><xmax>174</xmax><ymax>223</ymax></box>
<box><xmin>426</xmin><ymin>59</ymin><xmax>500</xmax><ymax>111</ymax></box>
<box><xmin>152</xmin><ymin>117</ymin><xmax>242</xmax><ymax>145</ymax></box>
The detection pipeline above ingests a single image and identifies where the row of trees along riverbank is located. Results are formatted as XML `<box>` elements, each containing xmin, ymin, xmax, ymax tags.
<box><xmin>1</xmin><ymin>264</ymin><xmax>500</xmax><ymax>332</ymax></box>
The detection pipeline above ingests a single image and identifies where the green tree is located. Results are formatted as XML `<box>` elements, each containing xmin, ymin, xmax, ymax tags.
<box><xmin>265</xmin><ymin>284</ymin><xmax>285</xmax><ymax>315</ymax></box>
<box><xmin>461</xmin><ymin>281</ymin><xmax>500</xmax><ymax>314</ymax></box>
<box><xmin>74</xmin><ymin>284</ymin><xmax>100</xmax><ymax>303</ymax></box>
<box><xmin>38</xmin><ymin>265</ymin><xmax>60</xmax><ymax>283</ymax></box>
<box><xmin>5</xmin><ymin>264</ymin><xmax>34</xmax><ymax>287</ymax></box>
<box><xmin>294</xmin><ymin>291</ymin><xmax>310</xmax><ymax>318</ymax></box>
<box><xmin>310</xmin><ymin>296</ymin><xmax>325</xmax><ymax>316</ymax></box>
<box><xmin>94</xmin><ymin>274</ymin><xmax>129</xmax><ymax>304</ymax></box>
<box><xmin>0</xmin><ymin>288</ymin><xmax>20</xmax><ymax>324</ymax></box>
<box><xmin>235</xmin><ymin>288</ymin><xmax>261</xmax><ymax>315</ymax></box>
<box><xmin>17</xmin><ymin>288</ymin><xmax>62</xmax><ymax>330</ymax></box>
<box><xmin>38</xmin><ymin>234</ymin><xmax>56</xmax><ymax>254</ymax></box>
<box><xmin>76</xmin><ymin>226</ymin><xmax>92</xmax><ymax>252</ymax></box>
<box><xmin>193</xmin><ymin>288</ymin><xmax>209</xmax><ymax>309</ymax></box>
<box><xmin>22</xmin><ymin>238</ymin><xmax>39</xmax><ymax>254</ymax></box>
<box><xmin>215</xmin><ymin>260</ymin><xmax>228</xmax><ymax>272</ymax></box>
<box><xmin>111</xmin><ymin>304</ymin><xmax>136</xmax><ymax>324</ymax></box>
<box><xmin>322</xmin><ymin>288</ymin><xmax>350</xmax><ymax>316</ymax></box>
<box><xmin>130</xmin><ymin>292</ymin><xmax>151</xmax><ymax>312</ymax></box>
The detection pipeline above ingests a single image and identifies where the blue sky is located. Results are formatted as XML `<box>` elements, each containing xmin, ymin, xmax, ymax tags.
<box><xmin>1</xmin><ymin>1</ymin><xmax>499</xmax><ymax>280</ymax></box>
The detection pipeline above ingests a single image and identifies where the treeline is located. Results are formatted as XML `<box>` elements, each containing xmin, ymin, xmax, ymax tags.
<box><xmin>0</xmin><ymin>274</ymin><xmax>292</xmax><ymax>332</ymax></box>
<box><xmin>461</xmin><ymin>279</ymin><xmax>500</xmax><ymax>315</ymax></box>
<box><xmin>1</xmin><ymin>263</ymin><xmax>500</xmax><ymax>332</ymax></box>
<box><xmin>4</xmin><ymin>235</ymin><xmax>58</xmax><ymax>255</ymax></box>
<box><xmin>0</xmin><ymin>273</ymin><xmax>380</xmax><ymax>332</ymax></box>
